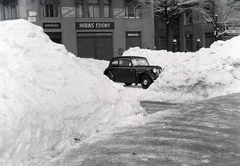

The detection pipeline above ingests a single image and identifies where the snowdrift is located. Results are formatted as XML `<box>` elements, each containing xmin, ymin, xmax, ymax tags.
<box><xmin>0</xmin><ymin>19</ymin><xmax>143</xmax><ymax>166</ymax></box>
<box><xmin>123</xmin><ymin>38</ymin><xmax>240</xmax><ymax>103</ymax></box>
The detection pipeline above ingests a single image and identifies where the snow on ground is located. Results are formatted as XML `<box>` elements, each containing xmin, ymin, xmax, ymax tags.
<box><xmin>123</xmin><ymin>38</ymin><xmax>240</xmax><ymax>103</ymax></box>
<box><xmin>1</xmin><ymin>18</ymin><xmax>240</xmax><ymax>166</ymax></box>
<box><xmin>0</xmin><ymin>19</ymin><xmax>144</xmax><ymax>166</ymax></box>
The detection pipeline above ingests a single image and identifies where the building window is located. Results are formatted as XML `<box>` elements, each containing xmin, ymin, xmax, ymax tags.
<box><xmin>88</xmin><ymin>0</ymin><xmax>100</xmax><ymax>18</ymax></box>
<box><xmin>174</xmin><ymin>15</ymin><xmax>180</xmax><ymax>27</ymax></box>
<box><xmin>76</xmin><ymin>0</ymin><xmax>84</xmax><ymax>17</ymax></box>
<box><xmin>184</xmin><ymin>11</ymin><xmax>192</xmax><ymax>25</ymax></box>
<box><xmin>3</xmin><ymin>0</ymin><xmax>19</xmax><ymax>19</ymax></box>
<box><xmin>159</xmin><ymin>19</ymin><xmax>166</xmax><ymax>29</ymax></box>
<box><xmin>40</xmin><ymin>0</ymin><xmax>60</xmax><ymax>17</ymax></box>
<box><xmin>125</xmin><ymin>0</ymin><xmax>141</xmax><ymax>18</ymax></box>
<box><xmin>103</xmin><ymin>0</ymin><xmax>111</xmax><ymax>18</ymax></box>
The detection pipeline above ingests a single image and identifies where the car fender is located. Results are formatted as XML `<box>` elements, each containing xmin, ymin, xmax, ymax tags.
<box><xmin>136</xmin><ymin>71</ymin><xmax>155</xmax><ymax>84</ymax></box>
<box><xmin>104</xmin><ymin>70</ymin><xmax>115</xmax><ymax>81</ymax></box>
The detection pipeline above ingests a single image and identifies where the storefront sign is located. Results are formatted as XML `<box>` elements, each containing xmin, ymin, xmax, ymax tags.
<box><xmin>76</xmin><ymin>22</ymin><xmax>114</xmax><ymax>30</ymax></box>
<box><xmin>62</xmin><ymin>7</ymin><xmax>75</xmax><ymax>17</ymax></box>
<box><xmin>226</xmin><ymin>26</ymin><xmax>240</xmax><ymax>34</ymax></box>
<box><xmin>113</xmin><ymin>9</ymin><xmax>125</xmax><ymax>18</ymax></box>
<box><xmin>28</xmin><ymin>17</ymin><xmax>36</xmax><ymax>22</ymax></box>
<box><xmin>127</xmin><ymin>32</ymin><xmax>141</xmax><ymax>37</ymax></box>
<box><xmin>43</xmin><ymin>23</ymin><xmax>61</xmax><ymax>29</ymax></box>
<box><xmin>29</xmin><ymin>11</ymin><xmax>37</xmax><ymax>17</ymax></box>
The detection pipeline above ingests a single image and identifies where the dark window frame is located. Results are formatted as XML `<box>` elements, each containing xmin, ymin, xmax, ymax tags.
<box><xmin>3</xmin><ymin>0</ymin><xmax>19</xmax><ymax>19</ymax></box>
<box><xmin>88</xmin><ymin>0</ymin><xmax>100</xmax><ymax>18</ymax></box>
<box><xmin>125</xmin><ymin>0</ymin><xmax>141</xmax><ymax>19</ymax></box>
<box><xmin>76</xmin><ymin>0</ymin><xmax>84</xmax><ymax>17</ymax></box>
<box><xmin>103</xmin><ymin>0</ymin><xmax>111</xmax><ymax>18</ymax></box>
<box><xmin>40</xmin><ymin>0</ymin><xmax>60</xmax><ymax>18</ymax></box>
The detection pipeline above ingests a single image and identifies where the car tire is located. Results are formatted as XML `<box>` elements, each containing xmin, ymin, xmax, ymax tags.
<box><xmin>141</xmin><ymin>75</ymin><xmax>153</xmax><ymax>89</ymax></box>
<box><xmin>125</xmin><ymin>83</ymin><xmax>132</xmax><ymax>86</ymax></box>
<box><xmin>106</xmin><ymin>72</ymin><xmax>114</xmax><ymax>81</ymax></box>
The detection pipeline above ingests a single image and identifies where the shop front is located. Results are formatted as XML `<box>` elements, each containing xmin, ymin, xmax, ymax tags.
<box><xmin>76</xmin><ymin>22</ymin><xmax>114</xmax><ymax>60</ymax></box>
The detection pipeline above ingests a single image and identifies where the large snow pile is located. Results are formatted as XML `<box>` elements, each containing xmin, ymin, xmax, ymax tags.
<box><xmin>0</xmin><ymin>19</ymin><xmax>143</xmax><ymax>166</ymax></box>
<box><xmin>123</xmin><ymin>38</ymin><xmax>240</xmax><ymax>103</ymax></box>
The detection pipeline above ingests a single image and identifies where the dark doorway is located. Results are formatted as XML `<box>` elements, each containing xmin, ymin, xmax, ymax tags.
<box><xmin>126</xmin><ymin>32</ymin><xmax>141</xmax><ymax>49</ymax></box>
<box><xmin>205</xmin><ymin>32</ymin><xmax>215</xmax><ymax>48</ymax></box>
<box><xmin>45</xmin><ymin>32</ymin><xmax>62</xmax><ymax>44</ymax></box>
<box><xmin>77</xmin><ymin>33</ymin><xmax>113</xmax><ymax>60</ymax></box>
<box><xmin>185</xmin><ymin>34</ymin><xmax>193</xmax><ymax>52</ymax></box>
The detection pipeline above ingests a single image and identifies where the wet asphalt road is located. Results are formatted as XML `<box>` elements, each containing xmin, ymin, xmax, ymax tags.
<box><xmin>49</xmin><ymin>93</ymin><xmax>240</xmax><ymax>166</ymax></box>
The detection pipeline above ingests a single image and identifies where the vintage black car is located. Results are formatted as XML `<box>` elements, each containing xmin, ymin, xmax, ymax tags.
<box><xmin>104</xmin><ymin>56</ymin><xmax>162</xmax><ymax>89</ymax></box>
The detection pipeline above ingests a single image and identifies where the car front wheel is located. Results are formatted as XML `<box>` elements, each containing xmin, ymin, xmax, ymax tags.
<box><xmin>141</xmin><ymin>75</ymin><xmax>153</xmax><ymax>89</ymax></box>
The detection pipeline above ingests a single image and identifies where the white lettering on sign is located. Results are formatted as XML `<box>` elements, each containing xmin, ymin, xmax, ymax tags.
<box><xmin>128</xmin><ymin>33</ymin><xmax>139</xmax><ymax>37</ymax></box>
<box><xmin>78</xmin><ymin>23</ymin><xmax>95</xmax><ymax>28</ymax></box>
<box><xmin>96</xmin><ymin>23</ymin><xmax>111</xmax><ymax>28</ymax></box>
<box><xmin>76</xmin><ymin>22</ymin><xmax>114</xmax><ymax>29</ymax></box>
<box><xmin>44</xmin><ymin>24</ymin><xmax>60</xmax><ymax>28</ymax></box>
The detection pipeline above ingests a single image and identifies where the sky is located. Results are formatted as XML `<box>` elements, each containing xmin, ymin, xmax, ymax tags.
<box><xmin>0</xmin><ymin>19</ymin><xmax>240</xmax><ymax>166</ymax></box>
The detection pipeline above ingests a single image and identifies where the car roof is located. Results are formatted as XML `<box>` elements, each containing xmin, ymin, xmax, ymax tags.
<box><xmin>111</xmin><ymin>56</ymin><xmax>146</xmax><ymax>60</ymax></box>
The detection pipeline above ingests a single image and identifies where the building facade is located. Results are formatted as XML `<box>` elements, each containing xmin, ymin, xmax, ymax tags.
<box><xmin>0</xmin><ymin>0</ymin><xmax>155</xmax><ymax>60</ymax></box>
<box><xmin>155</xmin><ymin>7</ymin><xmax>240</xmax><ymax>52</ymax></box>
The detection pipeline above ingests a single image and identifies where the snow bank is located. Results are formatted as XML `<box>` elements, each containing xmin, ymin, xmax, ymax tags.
<box><xmin>123</xmin><ymin>37</ymin><xmax>240</xmax><ymax>103</ymax></box>
<box><xmin>0</xmin><ymin>19</ymin><xmax>143</xmax><ymax>166</ymax></box>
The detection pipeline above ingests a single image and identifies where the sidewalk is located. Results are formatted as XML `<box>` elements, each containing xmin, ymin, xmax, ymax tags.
<box><xmin>46</xmin><ymin>93</ymin><xmax>240</xmax><ymax>166</ymax></box>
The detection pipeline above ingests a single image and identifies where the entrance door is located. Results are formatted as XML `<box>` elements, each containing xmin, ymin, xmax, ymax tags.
<box><xmin>205</xmin><ymin>33</ymin><xmax>215</xmax><ymax>48</ymax></box>
<box><xmin>45</xmin><ymin>32</ymin><xmax>62</xmax><ymax>44</ymax></box>
<box><xmin>186</xmin><ymin>34</ymin><xmax>193</xmax><ymax>52</ymax></box>
<box><xmin>77</xmin><ymin>33</ymin><xmax>95</xmax><ymax>59</ymax></box>
<box><xmin>77</xmin><ymin>33</ymin><xmax>113</xmax><ymax>60</ymax></box>
<box><xmin>126</xmin><ymin>32</ymin><xmax>141</xmax><ymax>49</ymax></box>
<box><xmin>95</xmin><ymin>33</ymin><xmax>113</xmax><ymax>60</ymax></box>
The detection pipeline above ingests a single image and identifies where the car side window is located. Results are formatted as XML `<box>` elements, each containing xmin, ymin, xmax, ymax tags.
<box><xmin>110</xmin><ymin>60</ymin><xmax>118</xmax><ymax>66</ymax></box>
<box><xmin>119</xmin><ymin>59</ymin><xmax>131</xmax><ymax>66</ymax></box>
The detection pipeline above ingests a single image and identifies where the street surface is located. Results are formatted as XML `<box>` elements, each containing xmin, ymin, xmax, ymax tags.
<box><xmin>49</xmin><ymin>93</ymin><xmax>240</xmax><ymax>166</ymax></box>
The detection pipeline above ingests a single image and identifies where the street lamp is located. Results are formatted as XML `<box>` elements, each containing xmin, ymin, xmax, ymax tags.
<box><xmin>215</xmin><ymin>14</ymin><xmax>218</xmax><ymax>22</ymax></box>
<box><xmin>196</xmin><ymin>39</ymin><xmax>201</xmax><ymax>51</ymax></box>
<box><xmin>173</xmin><ymin>39</ymin><xmax>177</xmax><ymax>52</ymax></box>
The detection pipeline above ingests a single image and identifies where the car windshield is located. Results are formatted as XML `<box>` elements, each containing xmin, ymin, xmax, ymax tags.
<box><xmin>131</xmin><ymin>58</ymin><xmax>149</xmax><ymax>66</ymax></box>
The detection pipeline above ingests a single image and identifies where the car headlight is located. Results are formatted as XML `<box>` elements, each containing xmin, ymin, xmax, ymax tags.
<box><xmin>152</xmin><ymin>68</ymin><xmax>157</xmax><ymax>73</ymax></box>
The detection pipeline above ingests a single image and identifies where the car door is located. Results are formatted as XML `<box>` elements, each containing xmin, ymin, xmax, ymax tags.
<box><xmin>106</xmin><ymin>59</ymin><xmax>119</xmax><ymax>81</ymax></box>
<box><xmin>117</xmin><ymin>58</ymin><xmax>136</xmax><ymax>83</ymax></box>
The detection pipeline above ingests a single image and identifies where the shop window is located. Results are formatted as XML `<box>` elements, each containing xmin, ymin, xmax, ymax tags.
<box><xmin>125</xmin><ymin>0</ymin><xmax>141</xmax><ymax>18</ymax></box>
<box><xmin>104</xmin><ymin>0</ymin><xmax>111</xmax><ymax>18</ymax></box>
<box><xmin>40</xmin><ymin>0</ymin><xmax>60</xmax><ymax>17</ymax></box>
<box><xmin>3</xmin><ymin>0</ymin><xmax>19</xmax><ymax>19</ymax></box>
<box><xmin>88</xmin><ymin>0</ymin><xmax>100</xmax><ymax>18</ymax></box>
<box><xmin>76</xmin><ymin>0</ymin><xmax>84</xmax><ymax>17</ymax></box>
